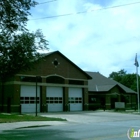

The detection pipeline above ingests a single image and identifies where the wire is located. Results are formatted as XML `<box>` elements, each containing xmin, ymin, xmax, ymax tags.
<box><xmin>37</xmin><ymin>0</ymin><xmax>57</xmax><ymax>5</ymax></box>
<box><xmin>30</xmin><ymin>1</ymin><xmax>140</xmax><ymax>20</ymax></box>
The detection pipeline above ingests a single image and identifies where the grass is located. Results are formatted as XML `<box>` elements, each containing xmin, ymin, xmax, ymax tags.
<box><xmin>0</xmin><ymin>113</ymin><xmax>66</xmax><ymax>123</ymax></box>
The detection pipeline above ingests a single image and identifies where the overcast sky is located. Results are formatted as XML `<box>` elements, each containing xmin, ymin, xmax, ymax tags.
<box><xmin>27</xmin><ymin>0</ymin><xmax>140</xmax><ymax>77</ymax></box>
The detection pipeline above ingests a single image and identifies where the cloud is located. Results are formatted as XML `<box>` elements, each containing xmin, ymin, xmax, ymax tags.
<box><xmin>27</xmin><ymin>0</ymin><xmax>140</xmax><ymax>76</ymax></box>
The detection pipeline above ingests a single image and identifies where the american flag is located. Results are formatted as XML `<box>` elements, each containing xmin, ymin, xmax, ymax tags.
<box><xmin>134</xmin><ymin>53</ymin><xmax>139</xmax><ymax>67</ymax></box>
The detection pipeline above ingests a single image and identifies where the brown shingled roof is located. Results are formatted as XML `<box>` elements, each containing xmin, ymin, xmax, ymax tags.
<box><xmin>86</xmin><ymin>71</ymin><xmax>136</xmax><ymax>94</ymax></box>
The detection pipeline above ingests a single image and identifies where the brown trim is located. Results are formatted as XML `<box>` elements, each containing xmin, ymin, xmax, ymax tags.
<box><xmin>5</xmin><ymin>81</ymin><xmax>88</xmax><ymax>88</ymax></box>
<box><xmin>16</xmin><ymin>74</ymin><xmax>89</xmax><ymax>81</ymax></box>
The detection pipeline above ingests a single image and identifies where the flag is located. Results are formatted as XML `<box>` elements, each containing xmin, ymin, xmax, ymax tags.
<box><xmin>134</xmin><ymin>53</ymin><xmax>139</xmax><ymax>67</ymax></box>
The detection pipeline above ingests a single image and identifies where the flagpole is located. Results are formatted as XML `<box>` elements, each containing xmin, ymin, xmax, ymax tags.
<box><xmin>135</xmin><ymin>53</ymin><xmax>139</xmax><ymax>113</ymax></box>
<box><xmin>136</xmin><ymin>65</ymin><xmax>139</xmax><ymax>112</ymax></box>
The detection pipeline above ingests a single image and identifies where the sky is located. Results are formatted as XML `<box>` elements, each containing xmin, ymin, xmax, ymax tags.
<box><xmin>27</xmin><ymin>0</ymin><xmax>140</xmax><ymax>77</ymax></box>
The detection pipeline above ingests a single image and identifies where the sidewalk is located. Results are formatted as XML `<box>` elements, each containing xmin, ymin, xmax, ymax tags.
<box><xmin>0</xmin><ymin>121</ymin><xmax>67</xmax><ymax>132</ymax></box>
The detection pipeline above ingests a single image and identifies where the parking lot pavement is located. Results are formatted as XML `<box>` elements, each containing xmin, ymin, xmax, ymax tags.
<box><xmin>40</xmin><ymin>110</ymin><xmax>140</xmax><ymax>124</ymax></box>
<box><xmin>0</xmin><ymin>111</ymin><xmax>139</xmax><ymax>132</ymax></box>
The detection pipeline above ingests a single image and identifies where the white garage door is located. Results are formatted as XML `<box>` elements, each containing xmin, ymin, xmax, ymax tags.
<box><xmin>20</xmin><ymin>85</ymin><xmax>40</xmax><ymax>113</ymax></box>
<box><xmin>69</xmin><ymin>87</ymin><xmax>83</xmax><ymax>111</ymax></box>
<box><xmin>46</xmin><ymin>87</ymin><xmax>63</xmax><ymax>112</ymax></box>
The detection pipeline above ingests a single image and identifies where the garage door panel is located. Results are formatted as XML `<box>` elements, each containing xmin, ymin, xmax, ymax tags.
<box><xmin>70</xmin><ymin>104</ymin><xmax>82</xmax><ymax>111</ymax></box>
<box><xmin>46</xmin><ymin>87</ymin><xmax>63</xmax><ymax>112</ymax></box>
<box><xmin>21</xmin><ymin>85</ymin><xmax>40</xmax><ymax>97</ymax></box>
<box><xmin>20</xmin><ymin>85</ymin><xmax>40</xmax><ymax>113</ymax></box>
<box><xmin>69</xmin><ymin>88</ymin><xmax>83</xmax><ymax>111</ymax></box>
<box><xmin>48</xmin><ymin>104</ymin><xmax>63</xmax><ymax>112</ymax></box>
<box><xmin>21</xmin><ymin>104</ymin><xmax>40</xmax><ymax>113</ymax></box>
<box><xmin>69</xmin><ymin>88</ymin><xmax>82</xmax><ymax>97</ymax></box>
<box><xmin>47</xmin><ymin>87</ymin><xmax>63</xmax><ymax>97</ymax></box>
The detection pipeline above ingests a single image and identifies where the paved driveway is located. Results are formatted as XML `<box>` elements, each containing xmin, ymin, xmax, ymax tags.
<box><xmin>0</xmin><ymin>111</ymin><xmax>140</xmax><ymax>140</ymax></box>
<box><xmin>40</xmin><ymin>110</ymin><xmax>140</xmax><ymax>124</ymax></box>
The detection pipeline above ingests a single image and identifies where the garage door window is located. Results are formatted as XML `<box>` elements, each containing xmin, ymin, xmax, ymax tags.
<box><xmin>20</xmin><ymin>97</ymin><xmax>39</xmax><ymax>104</ymax></box>
<box><xmin>69</xmin><ymin>97</ymin><xmax>82</xmax><ymax>103</ymax></box>
<box><xmin>46</xmin><ymin>97</ymin><xmax>63</xmax><ymax>104</ymax></box>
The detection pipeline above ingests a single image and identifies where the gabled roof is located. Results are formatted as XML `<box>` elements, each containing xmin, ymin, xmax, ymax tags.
<box><xmin>41</xmin><ymin>51</ymin><xmax>92</xmax><ymax>79</ymax></box>
<box><xmin>86</xmin><ymin>71</ymin><xmax>136</xmax><ymax>94</ymax></box>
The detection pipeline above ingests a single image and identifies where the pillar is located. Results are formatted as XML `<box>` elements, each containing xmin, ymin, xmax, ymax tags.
<box><xmin>64</xmin><ymin>79</ymin><xmax>69</xmax><ymax>111</ymax></box>
<box><xmin>106</xmin><ymin>95</ymin><xmax>111</xmax><ymax>109</ymax></box>
<box><xmin>41</xmin><ymin>78</ymin><xmax>46</xmax><ymax>112</ymax></box>
<box><xmin>83</xmin><ymin>88</ymin><xmax>88</xmax><ymax>111</ymax></box>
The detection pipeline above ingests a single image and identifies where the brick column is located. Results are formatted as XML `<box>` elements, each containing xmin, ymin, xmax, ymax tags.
<box><xmin>64</xmin><ymin>79</ymin><xmax>69</xmax><ymax>111</ymax></box>
<box><xmin>83</xmin><ymin>88</ymin><xmax>88</xmax><ymax>111</ymax></box>
<box><xmin>41</xmin><ymin>78</ymin><xmax>46</xmax><ymax>112</ymax></box>
<box><xmin>83</xmin><ymin>80</ymin><xmax>88</xmax><ymax>111</ymax></box>
<box><xmin>105</xmin><ymin>95</ymin><xmax>111</xmax><ymax>109</ymax></box>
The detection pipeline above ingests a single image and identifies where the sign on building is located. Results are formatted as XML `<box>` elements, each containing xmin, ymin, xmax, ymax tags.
<box><xmin>115</xmin><ymin>102</ymin><xmax>125</xmax><ymax>109</ymax></box>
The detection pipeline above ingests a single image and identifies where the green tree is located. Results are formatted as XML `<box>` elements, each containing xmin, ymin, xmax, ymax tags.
<box><xmin>109</xmin><ymin>69</ymin><xmax>126</xmax><ymax>83</ymax></box>
<box><xmin>0</xmin><ymin>30</ymin><xmax>48</xmax><ymax>81</ymax></box>
<box><xmin>122</xmin><ymin>74</ymin><xmax>137</xmax><ymax>91</ymax></box>
<box><xmin>0</xmin><ymin>0</ymin><xmax>49</xmax><ymax>112</ymax></box>
<box><xmin>1</xmin><ymin>0</ymin><xmax>37</xmax><ymax>32</ymax></box>
<box><xmin>0</xmin><ymin>0</ymin><xmax>49</xmax><ymax>81</ymax></box>
<box><xmin>109</xmin><ymin>69</ymin><xmax>140</xmax><ymax>92</ymax></box>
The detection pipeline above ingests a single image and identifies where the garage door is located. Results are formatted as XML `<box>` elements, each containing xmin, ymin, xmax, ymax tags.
<box><xmin>20</xmin><ymin>85</ymin><xmax>40</xmax><ymax>113</ymax></box>
<box><xmin>69</xmin><ymin>87</ymin><xmax>83</xmax><ymax>111</ymax></box>
<box><xmin>46</xmin><ymin>87</ymin><xmax>63</xmax><ymax>112</ymax></box>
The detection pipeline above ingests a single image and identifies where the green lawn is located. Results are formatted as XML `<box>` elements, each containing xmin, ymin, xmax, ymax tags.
<box><xmin>0</xmin><ymin>113</ymin><xmax>66</xmax><ymax>123</ymax></box>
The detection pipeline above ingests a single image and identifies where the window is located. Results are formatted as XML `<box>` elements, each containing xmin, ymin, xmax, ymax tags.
<box><xmin>69</xmin><ymin>97</ymin><xmax>82</xmax><ymax>103</ymax></box>
<box><xmin>46</xmin><ymin>97</ymin><xmax>63</xmax><ymax>104</ymax></box>
<box><xmin>69</xmin><ymin>80</ymin><xmax>84</xmax><ymax>85</ymax></box>
<box><xmin>20</xmin><ymin>96</ymin><xmax>40</xmax><ymax>104</ymax></box>
<box><xmin>21</xmin><ymin>76</ymin><xmax>42</xmax><ymax>82</ymax></box>
<box><xmin>46</xmin><ymin>76</ymin><xmax>64</xmax><ymax>84</ymax></box>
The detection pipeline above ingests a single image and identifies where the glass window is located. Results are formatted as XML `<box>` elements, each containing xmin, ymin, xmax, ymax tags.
<box><xmin>30</xmin><ymin>101</ymin><xmax>35</xmax><ymax>104</ymax></box>
<box><xmin>21</xmin><ymin>76</ymin><xmax>41</xmax><ymax>82</ymax></box>
<box><xmin>30</xmin><ymin>97</ymin><xmax>35</xmax><ymax>100</ymax></box>
<box><xmin>69</xmin><ymin>80</ymin><xmax>84</xmax><ymax>85</ymax></box>
<box><xmin>25</xmin><ymin>101</ymin><xmax>29</xmax><ymax>104</ymax></box>
<box><xmin>25</xmin><ymin>97</ymin><xmax>29</xmax><ymax>100</ymax></box>
<box><xmin>46</xmin><ymin>76</ymin><xmax>64</xmax><ymax>84</ymax></box>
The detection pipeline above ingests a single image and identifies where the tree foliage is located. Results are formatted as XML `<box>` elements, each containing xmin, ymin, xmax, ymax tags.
<box><xmin>109</xmin><ymin>69</ymin><xmax>126</xmax><ymax>83</ymax></box>
<box><xmin>109</xmin><ymin>69</ymin><xmax>140</xmax><ymax>92</ymax></box>
<box><xmin>0</xmin><ymin>0</ymin><xmax>49</xmax><ymax>81</ymax></box>
<box><xmin>1</xmin><ymin>0</ymin><xmax>37</xmax><ymax>32</ymax></box>
<box><xmin>0</xmin><ymin>30</ymin><xmax>48</xmax><ymax>80</ymax></box>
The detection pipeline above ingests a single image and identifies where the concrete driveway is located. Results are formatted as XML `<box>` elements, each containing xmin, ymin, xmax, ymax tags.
<box><xmin>40</xmin><ymin>110</ymin><xmax>140</xmax><ymax>124</ymax></box>
<box><xmin>0</xmin><ymin>111</ymin><xmax>140</xmax><ymax>140</ymax></box>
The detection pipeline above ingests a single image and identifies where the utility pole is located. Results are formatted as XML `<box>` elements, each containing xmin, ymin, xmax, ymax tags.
<box><xmin>35</xmin><ymin>76</ymin><xmax>38</xmax><ymax>116</ymax></box>
<box><xmin>134</xmin><ymin>53</ymin><xmax>139</xmax><ymax>112</ymax></box>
